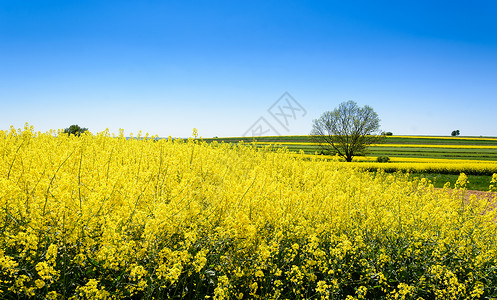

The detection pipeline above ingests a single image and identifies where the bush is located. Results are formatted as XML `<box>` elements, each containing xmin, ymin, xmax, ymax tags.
<box><xmin>451</xmin><ymin>130</ymin><xmax>460</xmax><ymax>137</ymax></box>
<box><xmin>377</xmin><ymin>156</ymin><xmax>390</xmax><ymax>163</ymax></box>
<box><xmin>64</xmin><ymin>124</ymin><xmax>88</xmax><ymax>136</ymax></box>
<box><xmin>385</xmin><ymin>132</ymin><xmax>393</xmax><ymax>136</ymax></box>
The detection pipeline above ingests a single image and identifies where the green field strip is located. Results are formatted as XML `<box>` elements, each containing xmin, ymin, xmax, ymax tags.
<box><xmin>255</xmin><ymin>142</ymin><xmax>497</xmax><ymax>149</ymax></box>
<box><xmin>389</xmin><ymin>135</ymin><xmax>497</xmax><ymax>141</ymax></box>
<box><xmin>205</xmin><ymin>135</ymin><xmax>497</xmax><ymax>146</ymax></box>
<box><xmin>282</xmin><ymin>146</ymin><xmax>497</xmax><ymax>161</ymax></box>
<box><xmin>368</xmin><ymin>149</ymin><xmax>497</xmax><ymax>157</ymax></box>
<box><xmin>237</xmin><ymin>143</ymin><xmax>497</xmax><ymax>156</ymax></box>
<box><xmin>368</xmin><ymin>153</ymin><xmax>497</xmax><ymax>161</ymax></box>
<box><xmin>206</xmin><ymin>138</ymin><xmax>497</xmax><ymax>147</ymax></box>
<box><xmin>368</xmin><ymin>146</ymin><xmax>497</xmax><ymax>153</ymax></box>
<box><xmin>234</xmin><ymin>144</ymin><xmax>497</xmax><ymax>161</ymax></box>
<box><xmin>383</xmin><ymin>137</ymin><xmax>497</xmax><ymax>146</ymax></box>
<box><xmin>369</xmin><ymin>147</ymin><xmax>497</xmax><ymax>157</ymax></box>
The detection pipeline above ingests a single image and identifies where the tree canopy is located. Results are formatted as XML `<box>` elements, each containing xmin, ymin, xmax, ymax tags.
<box><xmin>63</xmin><ymin>125</ymin><xmax>88</xmax><ymax>136</ymax></box>
<box><xmin>310</xmin><ymin>101</ymin><xmax>384</xmax><ymax>162</ymax></box>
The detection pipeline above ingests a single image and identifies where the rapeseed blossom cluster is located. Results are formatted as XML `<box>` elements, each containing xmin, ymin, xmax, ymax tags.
<box><xmin>490</xmin><ymin>173</ymin><xmax>497</xmax><ymax>192</ymax></box>
<box><xmin>1</xmin><ymin>125</ymin><xmax>497</xmax><ymax>299</ymax></box>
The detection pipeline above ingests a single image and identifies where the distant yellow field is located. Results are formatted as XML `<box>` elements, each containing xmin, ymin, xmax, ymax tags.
<box><xmin>290</xmin><ymin>153</ymin><xmax>497</xmax><ymax>174</ymax></box>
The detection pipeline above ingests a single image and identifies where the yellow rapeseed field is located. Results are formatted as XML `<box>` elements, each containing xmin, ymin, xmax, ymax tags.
<box><xmin>291</xmin><ymin>154</ymin><xmax>497</xmax><ymax>175</ymax></box>
<box><xmin>1</xmin><ymin>125</ymin><xmax>497</xmax><ymax>299</ymax></box>
<box><xmin>348</xmin><ymin>161</ymin><xmax>497</xmax><ymax>175</ymax></box>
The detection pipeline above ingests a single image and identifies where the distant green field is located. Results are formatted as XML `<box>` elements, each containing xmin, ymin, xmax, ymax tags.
<box><xmin>205</xmin><ymin>135</ymin><xmax>497</xmax><ymax>144</ymax></box>
<box><xmin>203</xmin><ymin>135</ymin><xmax>497</xmax><ymax>161</ymax></box>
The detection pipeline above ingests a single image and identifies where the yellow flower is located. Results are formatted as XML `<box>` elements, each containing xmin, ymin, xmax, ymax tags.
<box><xmin>35</xmin><ymin>279</ymin><xmax>45</xmax><ymax>289</ymax></box>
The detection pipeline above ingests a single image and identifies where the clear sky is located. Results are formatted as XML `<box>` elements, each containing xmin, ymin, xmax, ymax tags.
<box><xmin>1</xmin><ymin>1</ymin><xmax>496</xmax><ymax>137</ymax></box>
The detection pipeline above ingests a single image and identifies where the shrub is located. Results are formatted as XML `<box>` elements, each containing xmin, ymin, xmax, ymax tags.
<box><xmin>63</xmin><ymin>124</ymin><xmax>88</xmax><ymax>136</ymax></box>
<box><xmin>377</xmin><ymin>156</ymin><xmax>390</xmax><ymax>163</ymax></box>
<box><xmin>451</xmin><ymin>130</ymin><xmax>460</xmax><ymax>137</ymax></box>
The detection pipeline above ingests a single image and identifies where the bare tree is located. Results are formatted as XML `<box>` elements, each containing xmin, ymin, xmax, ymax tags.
<box><xmin>311</xmin><ymin>101</ymin><xmax>384</xmax><ymax>162</ymax></box>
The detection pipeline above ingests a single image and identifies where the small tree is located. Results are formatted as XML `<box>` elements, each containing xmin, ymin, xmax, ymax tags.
<box><xmin>64</xmin><ymin>124</ymin><xmax>88</xmax><ymax>136</ymax></box>
<box><xmin>451</xmin><ymin>130</ymin><xmax>460</xmax><ymax>136</ymax></box>
<box><xmin>310</xmin><ymin>101</ymin><xmax>384</xmax><ymax>162</ymax></box>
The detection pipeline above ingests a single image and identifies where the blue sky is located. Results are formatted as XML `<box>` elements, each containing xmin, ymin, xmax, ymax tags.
<box><xmin>1</xmin><ymin>1</ymin><xmax>496</xmax><ymax>137</ymax></box>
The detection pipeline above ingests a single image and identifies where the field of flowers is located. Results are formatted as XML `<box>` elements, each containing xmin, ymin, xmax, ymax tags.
<box><xmin>289</xmin><ymin>154</ymin><xmax>497</xmax><ymax>176</ymax></box>
<box><xmin>1</xmin><ymin>125</ymin><xmax>497</xmax><ymax>299</ymax></box>
<box><xmin>348</xmin><ymin>160</ymin><xmax>497</xmax><ymax>175</ymax></box>
<box><xmin>245</xmin><ymin>140</ymin><xmax>497</xmax><ymax>176</ymax></box>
